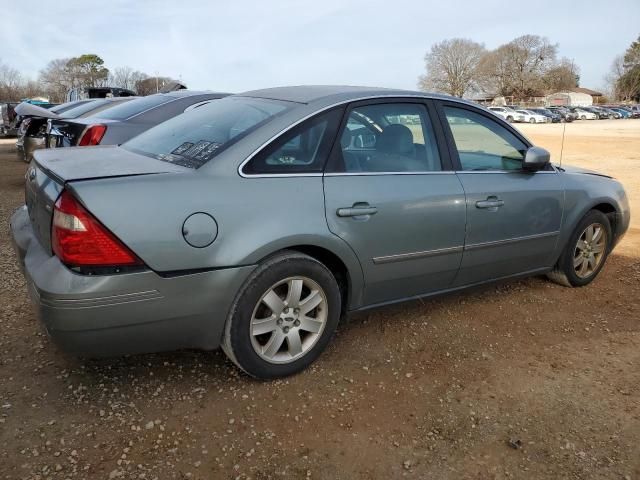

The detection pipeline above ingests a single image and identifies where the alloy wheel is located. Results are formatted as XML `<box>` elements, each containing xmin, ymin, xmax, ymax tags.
<box><xmin>250</xmin><ymin>277</ymin><xmax>328</xmax><ymax>364</ymax></box>
<box><xmin>573</xmin><ymin>223</ymin><xmax>607</xmax><ymax>279</ymax></box>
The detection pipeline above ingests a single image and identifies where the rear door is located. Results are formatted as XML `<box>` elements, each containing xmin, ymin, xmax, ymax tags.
<box><xmin>323</xmin><ymin>99</ymin><xmax>466</xmax><ymax>306</ymax></box>
<box><xmin>436</xmin><ymin>101</ymin><xmax>564</xmax><ymax>286</ymax></box>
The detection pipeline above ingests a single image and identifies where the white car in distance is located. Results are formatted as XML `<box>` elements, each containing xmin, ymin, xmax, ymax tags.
<box><xmin>488</xmin><ymin>107</ymin><xmax>525</xmax><ymax>123</ymax></box>
<box><xmin>516</xmin><ymin>109</ymin><xmax>548</xmax><ymax>124</ymax></box>
<box><xmin>572</xmin><ymin>108</ymin><xmax>598</xmax><ymax>120</ymax></box>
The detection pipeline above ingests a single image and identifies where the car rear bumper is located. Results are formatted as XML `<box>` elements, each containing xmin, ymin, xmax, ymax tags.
<box><xmin>10</xmin><ymin>205</ymin><xmax>256</xmax><ymax>357</ymax></box>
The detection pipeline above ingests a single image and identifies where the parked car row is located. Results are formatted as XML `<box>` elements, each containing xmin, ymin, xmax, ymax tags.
<box><xmin>10</xmin><ymin>91</ymin><xmax>228</xmax><ymax>162</ymax></box>
<box><xmin>8</xmin><ymin>85</ymin><xmax>631</xmax><ymax>379</ymax></box>
<box><xmin>487</xmin><ymin>104</ymin><xmax>640</xmax><ymax>123</ymax></box>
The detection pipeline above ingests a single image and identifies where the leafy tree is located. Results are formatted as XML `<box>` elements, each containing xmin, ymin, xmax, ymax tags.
<box><xmin>418</xmin><ymin>39</ymin><xmax>486</xmax><ymax>97</ymax></box>
<box><xmin>67</xmin><ymin>54</ymin><xmax>109</xmax><ymax>87</ymax></box>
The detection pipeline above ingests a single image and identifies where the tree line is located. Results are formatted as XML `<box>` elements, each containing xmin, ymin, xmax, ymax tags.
<box><xmin>418</xmin><ymin>34</ymin><xmax>640</xmax><ymax>103</ymax></box>
<box><xmin>0</xmin><ymin>54</ymin><xmax>179</xmax><ymax>102</ymax></box>
<box><xmin>418</xmin><ymin>35</ymin><xmax>580</xmax><ymax>100</ymax></box>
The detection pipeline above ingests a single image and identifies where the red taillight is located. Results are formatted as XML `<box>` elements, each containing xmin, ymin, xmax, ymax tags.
<box><xmin>52</xmin><ymin>190</ymin><xmax>142</xmax><ymax>267</ymax></box>
<box><xmin>78</xmin><ymin>124</ymin><xmax>107</xmax><ymax>146</ymax></box>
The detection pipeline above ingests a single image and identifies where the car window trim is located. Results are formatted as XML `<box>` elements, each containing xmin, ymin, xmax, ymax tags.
<box><xmin>324</xmin><ymin>97</ymin><xmax>452</xmax><ymax>175</ymax></box>
<box><xmin>242</xmin><ymin>108</ymin><xmax>343</xmax><ymax>176</ymax></box>
<box><xmin>434</xmin><ymin>99</ymin><xmax>540</xmax><ymax>173</ymax></box>
<box><xmin>237</xmin><ymin>95</ymin><xmax>488</xmax><ymax>178</ymax></box>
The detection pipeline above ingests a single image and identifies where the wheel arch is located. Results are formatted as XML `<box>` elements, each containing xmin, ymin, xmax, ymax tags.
<box><xmin>249</xmin><ymin>236</ymin><xmax>365</xmax><ymax>312</ymax></box>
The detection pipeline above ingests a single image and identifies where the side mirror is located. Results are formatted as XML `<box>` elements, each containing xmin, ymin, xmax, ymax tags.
<box><xmin>523</xmin><ymin>146</ymin><xmax>550</xmax><ymax>171</ymax></box>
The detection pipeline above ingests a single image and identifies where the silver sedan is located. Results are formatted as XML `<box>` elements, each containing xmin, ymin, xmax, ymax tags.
<box><xmin>10</xmin><ymin>86</ymin><xmax>630</xmax><ymax>378</ymax></box>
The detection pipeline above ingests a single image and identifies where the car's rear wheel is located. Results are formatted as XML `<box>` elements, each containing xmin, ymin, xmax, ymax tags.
<box><xmin>547</xmin><ymin>210</ymin><xmax>612</xmax><ymax>287</ymax></box>
<box><xmin>506</xmin><ymin>115</ymin><xmax>514</xmax><ymax>123</ymax></box>
<box><xmin>222</xmin><ymin>251</ymin><xmax>341</xmax><ymax>379</ymax></box>
<box><xmin>529</xmin><ymin>117</ymin><xmax>535</xmax><ymax>123</ymax></box>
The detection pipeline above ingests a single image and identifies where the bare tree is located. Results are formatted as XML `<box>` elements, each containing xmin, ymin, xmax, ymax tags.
<box><xmin>39</xmin><ymin>58</ymin><xmax>73</xmax><ymax>102</ymax></box>
<box><xmin>110</xmin><ymin>66</ymin><xmax>149</xmax><ymax>92</ymax></box>
<box><xmin>0</xmin><ymin>60</ymin><xmax>24</xmax><ymax>100</ymax></box>
<box><xmin>418</xmin><ymin>39</ymin><xmax>486</xmax><ymax>97</ymax></box>
<box><xmin>541</xmin><ymin>58</ymin><xmax>580</xmax><ymax>92</ymax></box>
<box><xmin>478</xmin><ymin>35</ymin><xmax>558</xmax><ymax>100</ymax></box>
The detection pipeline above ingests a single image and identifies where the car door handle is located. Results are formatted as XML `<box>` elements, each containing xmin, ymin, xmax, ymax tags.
<box><xmin>336</xmin><ymin>203</ymin><xmax>378</xmax><ymax>217</ymax></box>
<box><xmin>476</xmin><ymin>197</ymin><xmax>504</xmax><ymax>210</ymax></box>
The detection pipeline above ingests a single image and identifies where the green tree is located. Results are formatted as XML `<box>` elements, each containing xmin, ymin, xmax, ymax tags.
<box><xmin>67</xmin><ymin>54</ymin><xmax>109</xmax><ymax>88</ymax></box>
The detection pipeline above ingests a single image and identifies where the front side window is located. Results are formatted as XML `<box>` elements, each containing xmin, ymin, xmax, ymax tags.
<box><xmin>123</xmin><ymin>96</ymin><xmax>290</xmax><ymax>168</ymax></box>
<box><xmin>337</xmin><ymin>103</ymin><xmax>441</xmax><ymax>173</ymax></box>
<box><xmin>243</xmin><ymin>109</ymin><xmax>342</xmax><ymax>175</ymax></box>
<box><xmin>443</xmin><ymin>106</ymin><xmax>527</xmax><ymax>171</ymax></box>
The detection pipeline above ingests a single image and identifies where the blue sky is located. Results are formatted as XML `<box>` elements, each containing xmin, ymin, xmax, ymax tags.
<box><xmin>1</xmin><ymin>0</ymin><xmax>638</xmax><ymax>93</ymax></box>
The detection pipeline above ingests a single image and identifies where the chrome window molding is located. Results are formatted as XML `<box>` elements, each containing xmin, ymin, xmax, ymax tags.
<box><xmin>455</xmin><ymin>169</ymin><xmax>557</xmax><ymax>174</ymax></box>
<box><xmin>238</xmin><ymin>94</ymin><xmax>462</xmax><ymax>179</ymax></box>
<box><xmin>325</xmin><ymin>171</ymin><xmax>454</xmax><ymax>177</ymax></box>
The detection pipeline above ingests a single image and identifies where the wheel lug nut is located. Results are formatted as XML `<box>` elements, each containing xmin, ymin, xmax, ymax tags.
<box><xmin>283</xmin><ymin>308</ymin><xmax>289</xmax><ymax>314</ymax></box>
<box><xmin>277</xmin><ymin>318</ymin><xmax>283</xmax><ymax>325</ymax></box>
<box><xmin>294</xmin><ymin>308</ymin><xmax>300</xmax><ymax>314</ymax></box>
<box><xmin>283</xmin><ymin>326</ymin><xmax>290</xmax><ymax>333</ymax></box>
<box><xmin>294</xmin><ymin>320</ymin><xmax>300</xmax><ymax>327</ymax></box>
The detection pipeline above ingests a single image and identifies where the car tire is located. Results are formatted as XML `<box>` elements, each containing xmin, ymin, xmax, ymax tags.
<box><xmin>580</xmin><ymin>115</ymin><xmax>586</xmax><ymax>120</ymax></box>
<box><xmin>547</xmin><ymin>210</ymin><xmax>612</xmax><ymax>288</ymax></box>
<box><xmin>506</xmin><ymin>115</ymin><xmax>514</xmax><ymax>123</ymax></box>
<box><xmin>222</xmin><ymin>250</ymin><xmax>342</xmax><ymax>379</ymax></box>
<box><xmin>529</xmin><ymin>118</ymin><xmax>535</xmax><ymax>124</ymax></box>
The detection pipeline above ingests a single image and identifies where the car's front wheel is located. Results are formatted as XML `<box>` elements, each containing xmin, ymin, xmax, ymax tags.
<box><xmin>547</xmin><ymin>210</ymin><xmax>612</xmax><ymax>287</ymax></box>
<box><xmin>222</xmin><ymin>251</ymin><xmax>341</xmax><ymax>379</ymax></box>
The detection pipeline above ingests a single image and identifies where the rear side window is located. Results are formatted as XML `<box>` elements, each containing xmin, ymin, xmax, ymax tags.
<box><xmin>243</xmin><ymin>109</ymin><xmax>343</xmax><ymax>175</ymax></box>
<box><xmin>96</xmin><ymin>95</ymin><xmax>173</xmax><ymax>120</ymax></box>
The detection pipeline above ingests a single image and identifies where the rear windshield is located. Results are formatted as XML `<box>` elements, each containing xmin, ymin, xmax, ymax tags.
<box><xmin>96</xmin><ymin>95</ymin><xmax>173</xmax><ymax>120</ymax></box>
<box><xmin>123</xmin><ymin>96</ymin><xmax>290</xmax><ymax>168</ymax></box>
<box><xmin>60</xmin><ymin>99</ymin><xmax>113</xmax><ymax>118</ymax></box>
<box><xmin>50</xmin><ymin>100</ymin><xmax>94</xmax><ymax>115</ymax></box>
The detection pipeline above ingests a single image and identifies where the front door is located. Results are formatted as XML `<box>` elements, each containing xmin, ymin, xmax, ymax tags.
<box><xmin>323</xmin><ymin>100</ymin><xmax>466</xmax><ymax>306</ymax></box>
<box><xmin>438</xmin><ymin>102</ymin><xmax>564</xmax><ymax>286</ymax></box>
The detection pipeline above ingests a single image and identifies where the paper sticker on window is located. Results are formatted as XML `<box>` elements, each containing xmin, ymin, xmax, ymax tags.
<box><xmin>172</xmin><ymin>142</ymin><xmax>194</xmax><ymax>156</ymax></box>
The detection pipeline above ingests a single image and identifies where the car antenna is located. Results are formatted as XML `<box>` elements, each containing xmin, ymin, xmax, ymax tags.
<box><xmin>559</xmin><ymin>118</ymin><xmax>567</xmax><ymax>168</ymax></box>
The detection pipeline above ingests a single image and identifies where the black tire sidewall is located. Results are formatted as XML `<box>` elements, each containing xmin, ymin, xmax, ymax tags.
<box><xmin>227</xmin><ymin>254</ymin><xmax>341</xmax><ymax>379</ymax></box>
<box><xmin>560</xmin><ymin>210</ymin><xmax>612</xmax><ymax>287</ymax></box>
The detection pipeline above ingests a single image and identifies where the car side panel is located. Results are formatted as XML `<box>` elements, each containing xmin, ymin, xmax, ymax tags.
<box><xmin>551</xmin><ymin>170</ymin><xmax>630</xmax><ymax>260</ymax></box>
<box><xmin>70</xmin><ymin>173</ymin><xmax>366</xmax><ymax>309</ymax></box>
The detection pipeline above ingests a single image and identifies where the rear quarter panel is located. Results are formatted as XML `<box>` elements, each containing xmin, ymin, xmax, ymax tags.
<box><xmin>70</xmin><ymin>172</ymin><xmax>366</xmax><ymax>308</ymax></box>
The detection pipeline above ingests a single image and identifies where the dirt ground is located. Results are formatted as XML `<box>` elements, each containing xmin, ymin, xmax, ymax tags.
<box><xmin>0</xmin><ymin>120</ymin><xmax>638</xmax><ymax>480</ymax></box>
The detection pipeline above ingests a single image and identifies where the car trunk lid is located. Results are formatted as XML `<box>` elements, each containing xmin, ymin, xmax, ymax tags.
<box><xmin>26</xmin><ymin>146</ymin><xmax>189</xmax><ymax>253</ymax></box>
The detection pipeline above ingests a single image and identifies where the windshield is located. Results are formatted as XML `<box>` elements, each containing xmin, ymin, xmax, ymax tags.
<box><xmin>96</xmin><ymin>95</ymin><xmax>173</xmax><ymax>120</ymax></box>
<box><xmin>123</xmin><ymin>96</ymin><xmax>291</xmax><ymax>168</ymax></box>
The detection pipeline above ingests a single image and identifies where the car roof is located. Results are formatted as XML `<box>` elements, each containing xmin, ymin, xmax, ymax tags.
<box><xmin>236</xmin><ymin>85</ymin><xmax>459</xmax><ymax>107</ymax></box>
<box><xmin>164</xmin><ymin>90</ymin><xmax>229</xmax><ymax>98</ymax></box>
